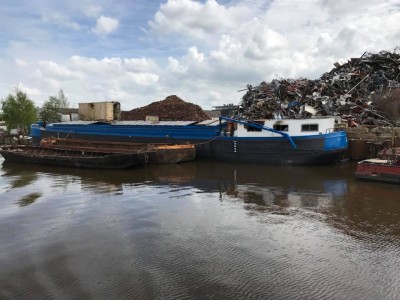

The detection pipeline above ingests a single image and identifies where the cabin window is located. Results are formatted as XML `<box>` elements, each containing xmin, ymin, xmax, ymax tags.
<box><xmin>245</xmin><ymin>121</ymin><xmax>264</xmax><ymax>132</ymax></box>
<box><xmin>273</xmin><ymin>124</ymin><xmax>288</xmax><ymax>132</ymax></box>
<box><xmin>301</xmin><ymin>124</ymin><xmax>319</xmax><ymax>132</ymax></box>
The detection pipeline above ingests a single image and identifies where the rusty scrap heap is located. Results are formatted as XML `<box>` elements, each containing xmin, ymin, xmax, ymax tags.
<box><xmin>238</xmin><ymin>49</ymin><xmax>400</xmax><ymax>125</ymax></box>
<box><xmin>122</xmin><ymin>95</ymin><xmax>210</xmax><ymax>122</ymax></box>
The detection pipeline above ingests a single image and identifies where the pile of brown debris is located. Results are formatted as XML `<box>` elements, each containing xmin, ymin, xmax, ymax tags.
<box><xmin>122</xmin><ymin>95</ymin><xmax>210</xmax><ymax>122</ymax></box>
<box><xmin>237</xmin><ymin>49</ymin><xmax>400</xmax><ymax>126</ymax></box>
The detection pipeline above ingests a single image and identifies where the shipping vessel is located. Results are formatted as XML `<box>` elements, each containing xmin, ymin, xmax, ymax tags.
<box><xmin>40</xmin><ymin>138</ymin><xmax>196</xmax><ymax>164</ymax></box>
<box><xmin>0</xmin><ymin>145</ymin><xmax>149</xmax><ymax>169</ymax></box>
<box><xmin>31</xmin><ymin>116</ymin><xmax>348</xmax><ymax>165</ymax></box>
<box><xmin>356</xmin><ymin>158</ymin><xmax>400</xmax><ymax>183</ymax></box>
<box><xmin>355</xmin><ymin>147</ymin><xmax>400</xmax><ymax>183</ymax></box>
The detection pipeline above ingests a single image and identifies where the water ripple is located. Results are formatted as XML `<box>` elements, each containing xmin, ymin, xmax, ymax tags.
<box><xmin>1</xmin><ymin>161</ymin><xmax>399</xmax><ymax>299</ymax></box>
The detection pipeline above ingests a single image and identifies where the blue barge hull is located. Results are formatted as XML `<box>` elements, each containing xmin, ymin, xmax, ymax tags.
<box><xmin>31</xmin><ymin>119</ymin><xmax>348</xmax><ymax>165</ymax></box>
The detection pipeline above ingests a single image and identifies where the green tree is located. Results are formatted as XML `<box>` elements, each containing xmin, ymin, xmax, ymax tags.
<box><xmin>1</xmin><ymin>89</ymin><xmax>37</xmax><ymax>134</ymax></box>
<box><xmin>39</xmin><ymin>89</ymin><xmax>69</xmax><ymax>123</ymax></box>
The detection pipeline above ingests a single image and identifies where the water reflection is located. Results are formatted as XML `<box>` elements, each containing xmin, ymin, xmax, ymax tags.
<box><xmin>16</xmin><ymin>192</ymin><xmax>42</xmax><ymax>207</ymax></box>
<box><xmin>1</xmin><ymin>160</ymin><xmax>400</xmax><ymax>237</ymax></box>
<box><xmin>1</xmin><ymin>159</ymin><xmax>400</xmax><ymax>299</ymax></box>
<box><xmin>1</xmin><ymin>167</ymin><xmax>38</xmax><ymax>189</ymax></box>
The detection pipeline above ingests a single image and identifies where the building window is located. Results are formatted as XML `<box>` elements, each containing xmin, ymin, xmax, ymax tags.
<box><xmin>301</xmin><ymin>124</ymin><xmax>319</xmax><ymax>131</ymax></box>
<box><xmin>273</xmin><ymin>124</ymin><xmax>288</xmax><ymax>131</ymax></box>
<box><xmin>245</xmin><ymin>120</ymin><xmax>264</xmax><ymax>132</ymax></box>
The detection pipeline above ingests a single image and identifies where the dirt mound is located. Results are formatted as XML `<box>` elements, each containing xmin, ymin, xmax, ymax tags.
<box><xmin>122</xmin><ymin>95</ymin><xmax>210</xmax><ymax>122</ymax></box>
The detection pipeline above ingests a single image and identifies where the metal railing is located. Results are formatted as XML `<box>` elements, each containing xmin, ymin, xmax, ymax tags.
<box><xmin>219</xmin><ymin>116</ymin><xmax>297</xmax><ymax>149</ymax></box>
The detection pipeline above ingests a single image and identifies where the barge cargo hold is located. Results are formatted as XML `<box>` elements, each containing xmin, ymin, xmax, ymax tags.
<box><xmin>31</xmin><ymin>116</ymin><xmax>348</xmax><ymax>165</ymax></box>
<box><xmin>0</xmin><ymin>145</ymin><xmax>149</xmax><ymax>169</ymax></box>
<box><xmin>40</xmin><ymin>138</ymin><xmax>196</xmax><ymax>164</ymax></box>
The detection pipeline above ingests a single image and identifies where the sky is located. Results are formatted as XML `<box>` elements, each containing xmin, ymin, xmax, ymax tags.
<box><xmin>0</xmin><ymin>0</ymin><xmax>399</xmax><ymax>111</ymax></box>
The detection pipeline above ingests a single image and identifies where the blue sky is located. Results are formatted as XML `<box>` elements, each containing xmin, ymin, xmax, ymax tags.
<box><xmin>1</xmin><ymin>0</ymin><xmax>399</xmax><ymax>110</ymax></box>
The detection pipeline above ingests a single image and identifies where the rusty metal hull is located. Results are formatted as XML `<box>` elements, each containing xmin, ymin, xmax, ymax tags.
<box><xmin>0</xmin><ymin>146</ymin><xmax>148</xmax><ymax>169</ymax></box>
<box><xmin>356</xmin><ymin>159</ymin><xmax>400</xmax><ymax>184</ymax></box>
<box><xmin>39</xmin><ymin>138</ymin><xmax>196</xmax><ymax>164</ymax></box>
<box><xmin>151</xmin><ymin>145</ymin><xmax>196</xmax><ymax>164</ymax></box>
<box><xmin>356</xmin><ymin>173</ymin><xmax>400</xmax><ymax>184</ymax></box>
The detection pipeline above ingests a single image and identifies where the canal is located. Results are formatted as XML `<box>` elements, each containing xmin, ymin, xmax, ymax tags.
<box><xmin>0</xmin><ymin>158</ymin><xmax>399</xmax><ymax>299</ymax></box>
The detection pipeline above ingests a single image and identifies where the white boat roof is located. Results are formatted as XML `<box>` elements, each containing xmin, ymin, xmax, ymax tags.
<box><xmin>359</xmin><ymin>159</ymin><xmax>389</xmax><ymax>164</ymax></box>
<box><xmin>49</xmin><ymin>121</ymin><xmax>103</xmax><ymax>126</ymax></box>
<box><xmin>196</xmin><ymin>119</ymin><xmax>221</xmax><ymax>125</ymax></box>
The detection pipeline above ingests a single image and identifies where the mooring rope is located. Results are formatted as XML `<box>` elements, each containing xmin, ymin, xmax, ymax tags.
<box><xmin>192</xmin><ymin>135</ymin><xmax>221</xmax><ymax>146</ymax></box>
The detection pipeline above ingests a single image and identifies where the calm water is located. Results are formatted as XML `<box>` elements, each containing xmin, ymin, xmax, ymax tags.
<box><xmin>0</xmin><ymin>158</ymin><xmax>399</xmax><ymax>299</ymax></box>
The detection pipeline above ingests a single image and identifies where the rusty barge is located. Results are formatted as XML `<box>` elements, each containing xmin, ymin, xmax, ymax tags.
<box><xmin>39</xmin><ymin>138</ymin><xmax>196</xmax><ymax>164</ymax></box>
<box><xmin>355</xmin><ymin>147</ymin><xmax>400</xmax><ymax>184</ymax></box>
<box><xmin>356</xmin><ymin>158</ymin><xmax>400</xmax><ymax>184</ymax></box>
<box><xmin>0</xmin><ymin>145</ymin><xmax>149</xmax><ymax>169</ymax></box>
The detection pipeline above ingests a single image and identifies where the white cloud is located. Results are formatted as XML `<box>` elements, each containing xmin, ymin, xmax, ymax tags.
<box><xmin>126</xmin><ymin>72</ymin><xmax>159</xmax><ymax>85</ymax></box>
<box><xmin>167</xmin><ymin>57</ymin><xmax>187</xmax><ymax>74</ymax></box>
<box><xmin>38</xmin><ymin>60</ymin><xmax>83</xmax><ymax>80</ymax></box>
<box><xmin>84</xmin><ymin>4</ymin><xmax>103</xmax><ymax>18</ymax></box>
<box><xmin>243</xmin><ymin>27</ymin><xmax>288</xmax><ymax>60</ymax></box>
<box><xmin>123</xmin><ymin>58</ymin><xmax>158</xmax><ymax>72</ymax></box>
<box><xmin>1</xmin><ymin>0</ymin><xmax>399</xmax><ymax>111</ymax></box>
<box><xmin>41</xmin><ymin>12</ymin><xmax>82</xmax><ymax>30</ymax></box>
<box><xmin>69</xmin><ymin>56</ymin><xmax>159</xmax><ymax>78</ymax></box>
<box><xmin>146</xmin><ymin>0</ymin><xmax>400</xmax><ymax>108</ymax></box>
<box><xmin>187</xmin><ymin>47</ymin><xmax>204</xmax><ymax>62</ymax></box>
<box><xmin>15</xmin><ymin>59</ymin><xmax>28</xmax><ymax>67</ymax></box>
<box><xmin>149</xmin><ymin>0</ymin><xmax>251</xmax><ymax>41</ymax></box>
<box><xmin>31</xmin><ymin>56</ymin><xmax>162</xmax><ymax>109</ymax></box>
<box><xmin>14</xmin><ymin>82</ymin><xmax>41</xmax><ymax>97</ymax></box>
<box><xmin>92</xmin><ymin>16</ymin><xmax>119</xmax><ymax>35</ymax></box>
<box><xmin>70</xmin><ymin>56</ymin><xmax>123</xmax><ymax>75</ymax></box>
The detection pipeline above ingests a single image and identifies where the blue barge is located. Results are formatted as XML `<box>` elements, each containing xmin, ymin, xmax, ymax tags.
<box><xmin>31</xmin><ymin>116</ymin><xmax>348</xmax><ymax>165</ymax></box>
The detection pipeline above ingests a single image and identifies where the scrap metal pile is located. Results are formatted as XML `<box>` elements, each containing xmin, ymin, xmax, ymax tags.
<box><xmin>122</xmin><ymin>95</ymin><xmax>210</xmax><ymax>122</ymax></box>
<box><xmin>237</xmin><ymin>49</ymin><xmax>400</xmax><ymax>125</ymax></box>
